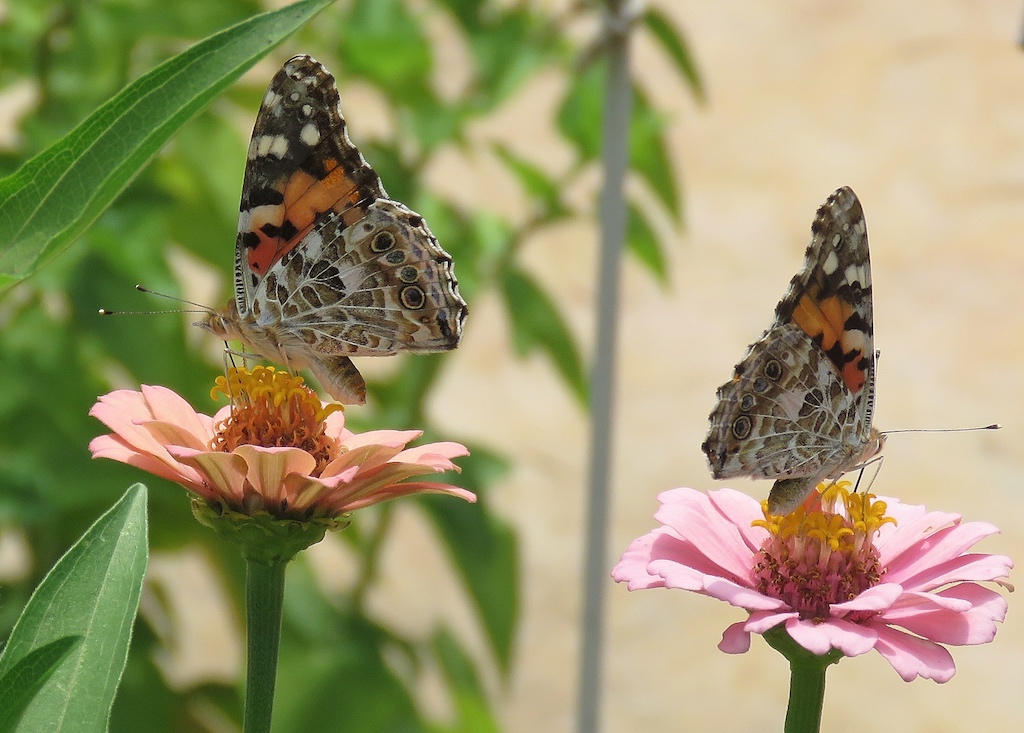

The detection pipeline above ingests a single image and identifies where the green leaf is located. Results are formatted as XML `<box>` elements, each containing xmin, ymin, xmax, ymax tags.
<box><xmin>556</xmin><ymin>62</ymin><xmax>603</xmax><ymax>162</ymax></box>
<box><xmin>0</xmin><ymin>637</ymin><xmax>81</xmax><ymax>733</ymax></box>
<box><xmin>501</xmin><ymin>266</ymin><xmax>588</xmax><ymax>404</ymax></box>
<box><xmin>273</xmin><ymin>610</ymin><xmax>423</xmax><ymax>732</ymax></box>
<box><xmin>630</xmin><ymin>86</ymin><xmax>680</xmax><ymax>221</ymax></box>
<box><xmin>337</xmin><ymin>0</ymin><xmax>432</xmax><ymax>94</ymax></box>
<box><xmin>557</xmin><ymin>62</ymin><xmax>681</xmax><ymax>221</ymax></box>
<box><xmin>626</xmin><ymin>201</ymin><xmax>669</xmax><ymax>285</ymax></box>
<box><xmin>0</xmin><ymin>0</ymin><xmax>335</xmax><ymax>291</ymax></box>
<box><xmin>431</xmin><ymin>627</ymin><xmax>501</xmax><ymax>733</ymax></box>
<box><xmin>0</xmin><ymin>485</ymin><xmax>149</xmax><ymax>733</ymax></box>
<box><xmin>465</xmin><ymin>9</ymin><xmax>555</xmax><ymax>110</ymax></box>
<box><xmin>492</xmin><ymin>144</ymin><xmax>570</xmax><ymax>223</ymax></box>
<box><xmin>643</xmin><ymin>8</ymin><xmax>705</xmax><ymax>101</ymax></box>
<box><xmin>420</xmin><ymin>470</ymin><xmax>519</xmax><ymax>674</ymax></box>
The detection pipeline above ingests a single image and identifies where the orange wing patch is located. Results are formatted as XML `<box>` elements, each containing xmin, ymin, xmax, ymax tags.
<box><xmin>792</xmin><ymin>290</ymin><xmax>867</xmax><ymax>394</ymax></box>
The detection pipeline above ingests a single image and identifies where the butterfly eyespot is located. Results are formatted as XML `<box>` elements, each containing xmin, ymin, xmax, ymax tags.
<box><xmin>407</xmin><ymin>215</ymin><xmax>423</xmax><ymax>227</ymax></box>
<box><xmin>400</xmin><ymin>285</ymin><xmax>426</xmax><ymax>309</ymax></box>
<box><xmin>385</xmin><ymin>249</ymin><xmax>406</xmax><ymax>265</ymax></box>
<box><xmin>752</xmin><ymin>376</ymin><xmax>770</xmax><ymax>393</ymax></box>
<box><xmin>731</xmin><ymin>416</ymin><xmax>752</xmax><ymax>440</ymax></box>
<box><xmin>371</xmin><ymin>231</ymin><xmax>396</xmax><ymax>252</ymax></box>
<box><xmin>398</xmin><ymin>265</ymin><xmax>419</xmax><ymax>283</ymax></box>
<box><xmin>764</xmin><ymin>359</ymin><xmax>783</xmax><ymax>381</ymax></box>
<box><xmin>739</xmin><ymin>394</ymin><xmax>755</xmax><ymax>411</ymax></box>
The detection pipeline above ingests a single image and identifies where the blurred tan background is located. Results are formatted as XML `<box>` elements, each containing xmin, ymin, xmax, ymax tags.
<box><xmin>10</xmin><ymin>1</ymin><xmax>1022</xmax><ymax>731</ymax></box>
<box><xmin>407</xmin><ymin>2</ymin><xmax>1024</xmax><ymax>731</ymax></box>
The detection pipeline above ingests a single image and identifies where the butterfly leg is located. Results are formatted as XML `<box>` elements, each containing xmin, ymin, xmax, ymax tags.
<box><xmin>851</xmin><ymin>454</ymin><xmax>885</xmax><ymax>495</ymax></box>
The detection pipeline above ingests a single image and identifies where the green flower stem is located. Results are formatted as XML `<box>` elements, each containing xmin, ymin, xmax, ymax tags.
<box><xmin>243</xmin><ymin>558</ymin><xmax>287</xmax><ymax>733</ymax></box>
<box><xmin>763</xmin><ymin>626</ymin><xmax>842</xmax><ymax>733</ymax></box>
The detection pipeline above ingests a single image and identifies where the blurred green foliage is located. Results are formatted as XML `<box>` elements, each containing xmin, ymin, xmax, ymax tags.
<box><xmin>0</xmin><ymin>0</ymin><xmax>700</xmax><ymax>730</ymax></box>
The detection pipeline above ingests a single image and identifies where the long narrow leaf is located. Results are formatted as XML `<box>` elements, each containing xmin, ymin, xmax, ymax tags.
<box><xmin>630</xmin><ymin>86</ymin><xmax>680</xmax><ymax>221</ymax></box>
<box><xmin>492</xmin><ymin>143</ymin><xmax>570</xmax><ymax>223</ymax></box>
<box><xmin>432</xmin><ymin>627</ymin><xmax>501</xmax><ymax>733</ymax></box>
<box><xmin>0</xmin><ymin>484</ymin><xmax>148</xmax><ymax>733</ymax></box>
<box><xmin>502</xmin><ymin>267</ymin><xmax>588</xmax><ymax>404</ymax></box>
<box><xmin>0</xmin><ymin>0</ymin><xmax>334</xmax><ymax>291</ymax></box>
<box><xmin>643</xmin><ymin>9</ymin><xmax>705</xmax><ymax>101</ymax></box>
<box><xmin>0</xmin><ymin>637</ymin><xmax>81</xmax><ymax>733</ymax></box>
<box><xmin>420</xmin><ymin>448</ymin><xmax>518</xmax><ymax>673</ymax></box>
<box><xmin>626</xmin><ymin>201</ymin><xmax>669</xmax><ymax>285</ymax></box>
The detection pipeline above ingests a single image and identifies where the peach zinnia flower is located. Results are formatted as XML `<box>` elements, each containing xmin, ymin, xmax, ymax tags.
<box><xmin>89</xmin><ymin>366</ymin><xmax>474</xmax><ymax>522</ymax></box>
<box><xmin>612</xmin><ymin>484</ymin><xmax>1011</xmax><ymax>682</ymax></box>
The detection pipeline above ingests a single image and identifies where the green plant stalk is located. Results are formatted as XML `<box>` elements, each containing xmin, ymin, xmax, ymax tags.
<box><xmin>244</xmin><ymin>559</ymin><xmax>287</xmax><ymax>733</ymax></box>
<box><xmin>784</xmin><ymin>656</ymin><xmax>828</xmax><ymax>732</ymax></box>
<box><xmin>763</xmin><ymin>626</ymin><xmax>842</xmax><ymax>733</ymax></box>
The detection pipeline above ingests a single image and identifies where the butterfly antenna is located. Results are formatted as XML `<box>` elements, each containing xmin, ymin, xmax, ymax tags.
<box><xmin>98</xmin><ymin>285</ymin><xmax>214</xmax><ymax>316</ymax></box>
<box><xmin>882</xmin><ymin>424</ymin><xmax>1001</xmax><ymax>435</ymax></box>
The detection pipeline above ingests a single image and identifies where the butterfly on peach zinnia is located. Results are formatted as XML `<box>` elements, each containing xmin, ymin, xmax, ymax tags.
<box><xmin>198</xmin><ymin>55</ymin><xmax>467</xmax><ymax>404</ymax></box>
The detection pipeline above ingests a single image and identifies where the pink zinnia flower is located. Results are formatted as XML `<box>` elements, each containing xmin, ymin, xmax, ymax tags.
<box><xmin>89</xmin><ymin>366</ymin><xmax>474</xmax><ymax>521</ymax></box>
<box><xmin>612</xmin><ymin>484</ymin><xmax>1012</xmax><ymax>682</ymax></box>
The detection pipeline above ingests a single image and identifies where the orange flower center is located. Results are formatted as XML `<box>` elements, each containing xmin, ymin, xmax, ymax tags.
<box><xmin>209</xmin><ymin>366</ymin><xmax>341</xmax><ymax>474</ymax></box>
<box><xmin>751</xmin><ymin>482</ymin><xmax>896</xmax><ymax>622</ymax></box>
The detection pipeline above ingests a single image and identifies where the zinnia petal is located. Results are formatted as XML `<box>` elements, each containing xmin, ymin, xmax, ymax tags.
<box><xmin>90</xmin><ymin>434</ymin><xmax>206</xmax><ymax>488</ymax></box>
<box><xmin>883</xmin><ymin>520</ymin><xmax>1000</xmax><ymax>583</ymax></box>
<box><xmin>341</xmin><ymin>429</ymin><xmax>422</xmax><ymax>451</ymax></box>
<box><xmin>871</xmin><ymin>624</ymin><xmax>956</xmax><ymax>682</ymax></box>
<box><xmin>830</xmin><ymin>583</ymin><xmax>904</xmax><ymax>613</ymax></box>
<box><xmin>233</xmin><ymin>445</ymin><xmax>317</xmax><ymax>507</ymax></box>
<box><xmin>611</xmin><ymin>530</ymin><xmax>671</xmax><ymax>589</ymax></box>
<box><xmin>718</xmin><ymin>622</ymin><xmax>753</xmax><ymax>653</ymax></box>
<box><xmin>167</xmin><ymin>447</ymin><xmax>249</xmax><ymax>505</ymax></box>
<box><xmin>654</xmin><ymin>489</ymin><xmax>761</xmax><ymax>583</ymax></box>
<box><xmin>785</xmin><ymin>618</ymin><xmax>877</xmax><ymax>657</ymax></box>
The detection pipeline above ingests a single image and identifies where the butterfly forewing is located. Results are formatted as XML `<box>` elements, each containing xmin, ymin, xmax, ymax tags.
<box><xmin>702</xmin><ymin>187</ymin><xmax>882</xmax><ymax>513</ymax></box>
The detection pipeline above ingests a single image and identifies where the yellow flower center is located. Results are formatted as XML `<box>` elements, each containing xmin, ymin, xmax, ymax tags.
<box><xmin>209</xmin><ymin>366</ymin><xmax>342</xmax><ymax>474</ymax></box>
<box><xmin>751</xmin><ymin>481</ymin><xmax>897</xmax><ymax>621</ymax></box>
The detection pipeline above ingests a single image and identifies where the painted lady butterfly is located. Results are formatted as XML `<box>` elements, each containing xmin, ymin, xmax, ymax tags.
<box><xmin>199</xmin><ymin>55</ymin><xmax>467</xmax><ymax>404</ymax></box>
<box><xmin>702</xmin><ymin>187</ymin><xmax>885</xmax><ymax>515</ymax></box>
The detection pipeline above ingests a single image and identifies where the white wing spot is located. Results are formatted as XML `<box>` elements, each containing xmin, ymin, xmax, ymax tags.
<box><xmin>269</xmin><ymin>135</ymin><xmax>289</xmax><ymax>159</ymax></box>
<box><xmin>262</xmin><ymin>90</ymin><xmax>280</xmax><ymax>108</ymax></box>
<box><xmin>823</xmin><ymin>251</ymin><xmax>839</xmax><ymax>274</ymax></box>
<box><xmin>300</xmin><ymin>123</ymin><xmax>321</xmax><ymax>147</ymax></box>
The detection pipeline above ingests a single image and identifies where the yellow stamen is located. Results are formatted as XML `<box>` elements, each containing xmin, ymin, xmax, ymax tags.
<box><xmin>751</xmin><ymin>481</ymin><xmax>893</xmax><ymax>619</ymax></box>
<box><xmin>210</xmin><ymin>366</ymin><xmax>341</xmax><ymax>473</ymax></box>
